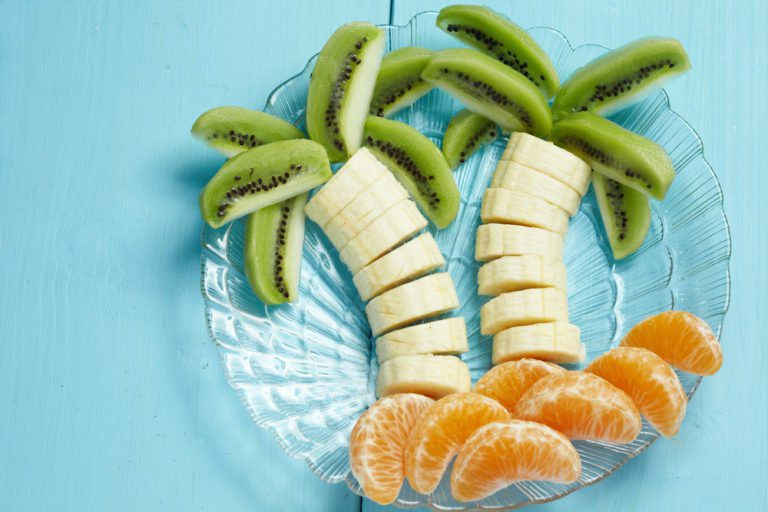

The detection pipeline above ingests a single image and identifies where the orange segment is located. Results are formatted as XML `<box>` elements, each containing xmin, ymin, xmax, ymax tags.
<box><xmin>474</xmin><ymin>358</ymin><xmax>564</xmax><ymax>413</ymax></box>
<box><xmin>450</xmin><ymin>420</ymin><xmax>581</xmax><ymax>502</ymax></box>
<box><xmin>405</xmin><ymin>393</ymin><xmax>510</xmax><ymax>494</ymax></box>
<box><xmin>349</xmin><ymin>393</ymin><xmax>434</xmax><ymax>505</ymax></box>
<box><xmin>514</xmin><ymin>371</ymin><xmax>642</xmax><ymax>443</ymax></box>
<box><xmin>620</xmin><ymin>311</ymin><xmax>723</xmax><ymax>375</ymax></box>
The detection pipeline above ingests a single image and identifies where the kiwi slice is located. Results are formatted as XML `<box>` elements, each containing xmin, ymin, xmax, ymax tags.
<box><xmin>199</xmin><ymin>139</ymin><xmax>332</xmax><ymax>228</ymax></box>
<box><xmin>363</xmin><ymin>116</ymin><xmax>459</xmax><ymax>229</ymax></box>
<box><xmin>550</xmin><ymin>112</ymin><xmax>674</xmax><ymax>200</ymax></box>
<box><xmin>191</xmin><ymin>106</ymin><xmax>304</xmax><ymax>157</ymax></box>
<box><xmin>436</xmin><ymin>5</ymin><xmax>559</xmax><ymax>98</ymax></box>
<box><xmin>244</xmin><ymin>192</ymin><xmax>308</xmax><ymax>304</ymax></box>
<box><xmin>553</xmin><ymin>37</ymin><xmax>691</xmax><ymax>116</ymax></box>
<box><xmin>421</xmin><ymin>48</ymin><xmax>552</xmax><ymax>136</ymax></box>
<box><xmin>369</xmin><ymin>47</ymin><xmax>434</xmax><ymax>117</ymax></box>
<box><xmin>442</xmin><ymin>109</ymin><xmax>498</xmax><ymax>169</ymax></box>
<box><xmin>306</xmin><ymin>22</ymin><xmax>385</xmax><ymax>163</ymax></box>
<box><xmin>593</xmin><ymin>173</ymin><xmax>650</xmax><ymax>260</ymax></box>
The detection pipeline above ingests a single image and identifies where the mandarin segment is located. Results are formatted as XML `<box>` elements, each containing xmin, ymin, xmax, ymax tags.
<box><xmin>474</xmin><ymin>359</ymin><xmax>564</xmax><ymax>413</ymax></box>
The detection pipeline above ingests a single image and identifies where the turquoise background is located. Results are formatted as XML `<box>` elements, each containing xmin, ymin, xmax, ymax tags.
<box><xmin>1</xmin><ymin>1</ymin><xmax>765</xmax><ymax>511</ymax></box>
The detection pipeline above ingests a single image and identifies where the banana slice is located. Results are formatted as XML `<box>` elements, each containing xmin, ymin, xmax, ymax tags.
<box><xmin>353</xmin><ymin>233</ymin><xmax>445</xmax><ymax>301</ymax></box>
<box><xmin>322</xmin><ymin>171</ymin><xmax>409</xmax><ymax>250</ymax></box>
<box><xmin>305</xmin><ymin>147</ymin><xmax>389</xmax><ymax>227</ymax></box>
<box><xmin>376</xmin><ymin>354</ymin><xmax>471</xmax><ymax>398</ymax></box>
<box><xmin>366</xmin><ymin>273</ymin><xmax>459</xmax><ymax>336</ymax></box>
<box><xmin>340</xmin><ymin>199</ymin><xmax>427</xmax><ymax>274</ymax></box>
<box><xmin>492</xmin><ymin>161</ymin><xmax>583</xmax><ymax>216</ymax></box>
<box><xmin>477</xmin><ymin>255</ymin><xmax>567</xmax><ymax>296</ymax></box>
<box><xmin>475</xmin><ymin>224</ymin><xmax>564</xmax><ymax>262</ymax></box>
<box><xmin>500</xmin><ymin>132</ymin><xmax>591</xmax><ymax>195</ymax></box>
<box><xmin>481</xmin><ymin>188</ymin><xmax>569</xmax><ymax>235</ymax></box>
<box><xmin>493</xmin><ymin>322</ymin><xmax>585</xmax><ymax>364</ymax></box>
<box><xmin>480</xmin><ymin>288</ymin><xmax>569</xmax><ymax>335</ymax></box>
<box><xmin>376</xmin><ymin>317</ymin><xmax>468</xmax><ymax>363</ymax></box>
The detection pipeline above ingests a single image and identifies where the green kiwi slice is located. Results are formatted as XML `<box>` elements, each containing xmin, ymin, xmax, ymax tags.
<box><xmin>442</xmin><ymin>109</ymin><xmax>498</xmax><ymax>169</ymax></box>
<box><xmin>421</xmin><ymin>48</ymin><xmax>552</xmax><ymax>137</ymax></box>
<box><xmin>553</xmin><ymin>37</ymin><xmax>691</xmax><ymax>116</ymax></box>
<box><xmin>369</xmin><ymin>47</ymin><xmax>434</xmax><ymax>117</ymax></box>
<box><xmin>550</xmin><ymin>112</ymin><xmax>674</xmax><ymax>200</ymax></box>
<box><xmin>363</xmin><ymin>116</ymin><xmax>459</xmax><ymax>229</ymax></box>
<box><xmin>191</xmin><ymin>106</ymin><xmax>304</xmax><ymax>157</ymax></box>
<box><xmin>199</xmin><ymin>139</ymin><xmax>332</xmax><ymax>228</ymax></box>
<box><xmin>306</xmin><ymin>22</ymin><xmax>385</xmax><ymax>163</ymax></box>
<box><xmin>436</xmin><ymin>5</ymin><xmax>559</xmax><ymax>98</ymax></box>
<box><xmin>593</xmin><ymin>173</ymin><xmax>650</xmax><ymax>260</ymax></box>
<box><xmin>244</xmin><ymin>192</ymin><xmax>308</xmax><ymax>304</ymax></box>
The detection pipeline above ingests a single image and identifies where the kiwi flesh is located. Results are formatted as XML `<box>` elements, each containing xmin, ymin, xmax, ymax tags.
<box><xmin>363</xmin><ymin>116</ymin><xmax>459</xmax><ymax>229</ymax></box>
<box><xmin>306</xmin><ymin>22</ymin><xmax>385</xmax><ymax>163</ymax></box>
<box><xmin>592</xmin><ymin>173</ymin><xmax>650</xmax><ymax>260</ymax></box>
<box><xmin>199</xmin><ymin>139</ymin><xmax>332</xmax><ymax>228</ymax></box>
<box><xmin>436</xmin><ymin>5</ymin><xmax>559</xmax><ymax>98</ymax></box>
<box><xmin>553</xmin><ymin>37</ymin><xmax>691</xmax><ymax>117</ymax></box>
<box><xmin>370</xmin><ymin>47</ymin><xmax>434</xmax><ymax>117</ymax></box>
<box><xmin>191</xmin><ymin>106</ymin><xmax>304</xmax><ymax>157</ymax></box>
<box><xmin>550</xmin><ymin>112</ymin><xmax>674</xmax><ymax>200</ymax></box>
<box><xmin>421</xmin><ymin>48</ymin><xmax>552</xmax><ymax>137</ymax></box>
<box><xmin>442</xmin><ymin>109</ymin><xmax>498</xmax><ymax>169</ymax></box>
<box><xmin>244</xmin><ymin>192</ymin><xmax>308</xmax><ymax>304</ymax></box>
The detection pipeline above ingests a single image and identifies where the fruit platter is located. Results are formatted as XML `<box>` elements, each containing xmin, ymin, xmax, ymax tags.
<box><xmin>197</xmin><ymin>7</ymin><xmax>730</xmax><ymax>510</ymax></box>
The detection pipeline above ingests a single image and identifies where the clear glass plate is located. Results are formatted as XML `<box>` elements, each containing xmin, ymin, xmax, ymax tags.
<box><xmin>200</xmin><ymin>12</ymin><xmax>731</xmax><ymax>511</ymax></box>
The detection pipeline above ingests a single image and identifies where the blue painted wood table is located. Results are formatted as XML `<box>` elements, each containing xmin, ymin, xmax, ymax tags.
<box><xmin>1</xmin><ymin>1</ymin><xmax>765</xmax><ymax>511</ymax></box>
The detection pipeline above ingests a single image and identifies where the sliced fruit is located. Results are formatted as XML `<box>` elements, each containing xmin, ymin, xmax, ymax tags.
<box><xmin>481</xmin><ymin>188</ymin><xmax>570</xmax><ymax>234</ymax></box>
<box><xmin>306</xmin><ymin>22</ymin><xmax>385</xmax><ymax>162</ymax></box>
<box><xmin>493</xmin><ymin>161</ymin><xmax>583</xmax><ymax>216</ymax></box>
<box><xmin>620</xmin><ymin>311</ymin><xmax>723</xmax><ymax>375</ymax></box>
<box><xmin>370</xmin><ymin>47</ymin><xmax>434</xmax><ymax>117</ymax></box>
<box><xmin>493</xmin><ymin>322</ymin><xmax>585</xmax><ymax>365</ymax></box>
<box><xmin>474</xmin><ymin>358</ymin><xmax>564</xmax><ymax>413</ymax></box>
<box><xmin>586</xmin><ymin>347</ymin><xmax>687</xmax><ymax>437</ymax></box>
<box><xmin>363</xmin><ymin>116</ymin><xmax>459</xmax><ymax>228</ymax></box>
<box><xmin>593</xmin><ymin>172</ymin><xmax>651</xmax><ymax>259</ymax></box>
<box><xmin>405</xmin><ymin>393</ymin><xmax>510</xmax><ymax>494</ymax></box>
<box><xmin>200</xmin><ymin>139</ymin><xmax>332</xmax><ymax>228</ymax></box>
<box><xmin>442</xmin><ymin>109</ymin><xmax>499</xmax><ymax>169</ymax></box>
<box><xmin>481</xmin><ymin>288</ymin><xmax>569</xmax><ymax>336</ymax></box>
<box><xmin>478</xmin><ymin>255</ymin><xmax>566</xmax><ymax>296</ymax></box>
<box><xmin>437</xmin><ymin>5</ymin><xmax>559</xmax><ymax>98</ymax></box>
<box><xmin>514</xmin><ymin>371</ymin><xmax>642</xmax><ymax>443</ymax></box>
<box><xmin>421</xmin><ymin>48</ymin><xmax>552</xmax><ymax>136</ymax></box>
<box><xmin>550</xmin><ymin>112</ymin><xmax>675</xmax><ymax>200</ymax></box>
<box><xmin>475</xmin><ymin>223</ymin><xmax>564</xmax><ymax>262</ymax></box>
<box><xmin>350</xmin><ymin>393</ymin><xmax>434</xmax><ymax>505</ymax></box>
<box><xmin>376</xmin><ymin>355</ymin><xmax>471</xmax><ymax>398</ymax></box>
<box><xmin>499</xmin><ymin>132</ymin><xmax>591</xmax><ymax>195</ymax></box>
<box><xmin>376</xmin><ymin>317</ymin><xmax>468</xmax><ymax>363</ymax></box>
<box><xmin>450</xmin><ymin>420</ymin><xmax>581</xmax><ymax>502</ymax></box>
<box><xmin>353</xmin><ymin>233</ymin><xmax>445</xmax><ymax>301</ymax></box>
<box><xmin>365</xmin><ymin>273</ymin><xmax>459</xmax><ymax>336</ymax></box>
<box><xmin>553</xmin><ymin>37</ymin><xmax>691</xmax><ymax>116</ymax></box>
<box><xmin>304</xmin><ymin>147</ymin><xmax>388</xmax><ymax>228</ymax></box>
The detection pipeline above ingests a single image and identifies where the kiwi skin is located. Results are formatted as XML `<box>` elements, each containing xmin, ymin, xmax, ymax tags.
<box><xmin>363</xmin><ymin>116</ymin><xmax>459</xmax><ymax>229</ymax></box>
<box><xmin>370</xmin><ymin>47</ymin><xmax>434</xmax><ymax>117</ymax></box>
<box><xmin>442</xmin><ymin>109</ymin><xmax>498</xmax><ymax>169</ymax></box>
<box><xmin>593</xmin><ymin>173</ymin><xmax>650</xmax><ymax>260</ymax></box>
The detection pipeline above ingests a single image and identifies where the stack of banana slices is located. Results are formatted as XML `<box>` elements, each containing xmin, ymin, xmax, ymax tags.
<box><xmin>305</xmin><ymin>148</ymin><xmax>471</xmax><ymax>398</ymax></box>
<box><xmin>477</xmin><ymin>133</ymin><xmax>590</xmax><ymax>364</ymax></box>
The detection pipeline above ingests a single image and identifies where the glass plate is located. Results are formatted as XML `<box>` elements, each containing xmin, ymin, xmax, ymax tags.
<box><xmin>200</xmin><ymin>12</ymin><xmax>731</xmax><ymax>511</ymax></box>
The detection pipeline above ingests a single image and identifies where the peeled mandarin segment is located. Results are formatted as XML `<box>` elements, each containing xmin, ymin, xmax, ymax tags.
<box><xmin>620</xmin><ymin>310</ymin><xmax>723</xmax><ymax>376</ymax></box>
<box><xmin>450</xmin><ymin>420</ymin><xmax>581</xmax><ymax>502</ymax></box>
<box><xmin>586</xmin><ymin>347</ymin><xmax>687</xmax><ymax>438</ymax></box>
<box><xmin>350</xmin><ymin>393</ymin><xmax>434</xmax><ymax>505</ymax></box>
<box><xmin>514</xmin><ymin>371</ymin><xmax>642</xmax><ymax>444</ymax></box>
<box><xmin>474</xmin><ymin>358</ymin><xmax>564</xmax><ymax>413</ymax></box>
<box><xmin>405</xmin><ymin>393</ymin><xmax>510</xmax><ymax>495</ymax></box>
